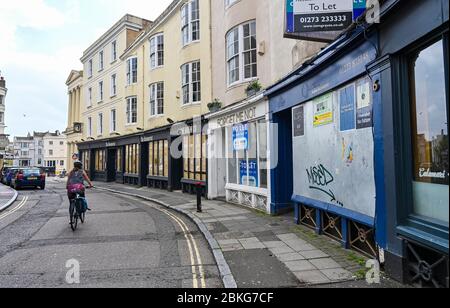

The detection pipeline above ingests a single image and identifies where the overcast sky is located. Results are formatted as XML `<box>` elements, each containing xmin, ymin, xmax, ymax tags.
<box><xmin>0</xmin><ymin>0</ymin><xmax>173</xmax><ymax>139</ymax></box>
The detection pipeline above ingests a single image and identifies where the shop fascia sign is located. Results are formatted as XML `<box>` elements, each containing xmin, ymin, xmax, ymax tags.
<box><xmin>105</xmin><ymin>142</ymin><xmax>117</xmax><ymax>147</ymax></box>
<box><xmin>285</xmin><ymin>0</ymin><xmax>369</xmax><ymax>42</ymax></box>
<box><xmin>217</xmin><ymin>107</ymin><xmax>257</xmax><ymax>128</ymax></box>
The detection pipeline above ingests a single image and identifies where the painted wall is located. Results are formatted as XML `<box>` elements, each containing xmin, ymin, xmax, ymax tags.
<box><xmin>123</xmin><ymin>0</ymin><xmax>213</xmax><ymax>133</ymax></box>
<box><xmin>43</xmin><ymin>134</ymin><xmax>68</xmax><ymax>173</ymax></box>
<box><xmin>292</xmin><ymin>87</ymin><xmax>376</xmax><ymax>219</ymax></box>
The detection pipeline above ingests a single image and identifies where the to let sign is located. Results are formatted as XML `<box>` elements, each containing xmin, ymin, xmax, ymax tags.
<box><xmin>285</xmin><ymin>0</ymin><xmax>366</xmax><ymax>39</ymax></box>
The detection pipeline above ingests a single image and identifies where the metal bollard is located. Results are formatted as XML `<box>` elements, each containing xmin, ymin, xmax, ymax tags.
<box><xmin>196</xmin><ymin>182</ymin><xmax>203</xmax><ymax>213</ymax></box>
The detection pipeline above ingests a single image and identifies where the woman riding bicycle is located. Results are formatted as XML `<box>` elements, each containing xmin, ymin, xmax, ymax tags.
<box><xmin>67</xmin><ymin>160</ymin><xmax>93</xmax><ymax>205</ymax></box>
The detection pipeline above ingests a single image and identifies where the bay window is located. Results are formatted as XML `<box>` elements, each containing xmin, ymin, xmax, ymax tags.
<box><xmin>181</xmin><ymin>61</ymin><xmax>201</xmax><ymax>105</ymax></box>
<box><xmin>126</xmin><ymin>57</ymin><xmax>138</xmax><ymax>85</ymax></box>
<box><xmin>226</xmin><ymin>21</ymin><xmax>257</xmax><ymax>86</ymax></box>
<box><xmin>181</xmin><ymin>0</ymin><xmax>200</xmax><ymax>46</ymax></box>
<box><xmin>150</xmin><ymin>34</ymin><xmax>164</xmax><ymax>69</ymax></box>
<box><xmin>126</xmin><ymin>97</ymin><xmax>138</xmax><ymax>124</ymax></box>
<box><xmin>149</xmin><ymin>82</ymin><xmax>164</xmax><ymax>116</ymax></box>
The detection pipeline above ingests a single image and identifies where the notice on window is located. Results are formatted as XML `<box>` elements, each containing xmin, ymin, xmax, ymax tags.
<box><xmin>240</xmin><ymin>159</ymin><xmax>258</xmax><ymax>187</ymax></box>
<box><xmin>339</xmin><ymin>84</ymin><xmax>356</xmax><ymax>131</ymax></box>
<box><xmin>356</xmin><ymin>78</ymin><xmax>373</xmax><ymax>129</ymax></box>
<box><xmin>232</xmin><ymin>124</ymin><xmax>249</xmax><ymax>151</ymax></box>
<box><xmin>293</xmin><ymin>105</ymin><xmax>305</xmax><ymax>137</ymax></box>
<box><xmin>313</xmin><ymin>93</ymin><xmax>333</xmax><ymax>127</ymax></box>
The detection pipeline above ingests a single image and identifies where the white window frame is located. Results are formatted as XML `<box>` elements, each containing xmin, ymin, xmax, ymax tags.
<box><xmin>181</xmin><ymin>61</ymin><xmax>201</xmax><ymax>105</ymax></box>
<box><xmin>181</xmin><ymin>0</ymin><xmax>200</xmax><ymax>47</ymax></box>
<box><xmin>110</xmin><ymin>109</ymin><xmax>117</xmax><ymax>133</ymax></box>
<box><xmin>87</xmin><ymin>87</ymin><xmax>92</xmax><ymax>107</ymax></box>
<box><xmin>98</xmin><ymin>81</ymin><xmax>104</xmax><ymax>102</ymax></box>
<box><xmin>126</xmin><ymin>96</ymin><xmax>138</xmax><ymax>124</ymax></box>
<box><xmin>150</xmin><ymin>33</ymin><xmax>164</xmax><ymax>69</ymax></box>
<box><xmin>111</xmin><ymin>40</ymin><xmax>117</xmax><ymax>63</ymax></box>
<box><xmin>98</xmin><ymin>50</ymin><xmax>104</xmax><ymax>71</ymax></box>
<box><xmin>225</xmin><ymin>0</ymin><xmax>238</xmax><ymax>8</ymax></box>
<box><xmin>98</xmin><ymin>113</ymin><xmax>103</xmax><ymax>136</ymax></box>
<box><xmin>88</xmin><ymin>59</ymin><xmax>93</xmax><ymax>78</ymax></box>
<box><xmin>226</xmin><ymin>21</ymin><xmax>257</xmax><ymax>87</ymax></box>
<box><xmin>87</xmin><ymin>117</ymin><xmax>92</xmax><ymax>137</ymax></box>
<box><xmin>110</xmin><ymin>73</ymin><xmax>117</xmax><ymax>97</ymax></box>
<box><xmin>149</xmin><ymin>82</ymin><xmax>164</xmax><ymax>117</ymax></box>
<box><xmin>126</xmin><ymin>57</ymin><xmax>138</xmax><ymax>85</ymax></box>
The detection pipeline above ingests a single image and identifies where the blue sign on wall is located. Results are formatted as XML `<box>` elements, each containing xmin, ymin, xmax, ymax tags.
<box><xmin>232</xmin><ymin>124</ymin><xmax>249</xmax><ymax>151</ymax></box>
<box><xmin>240</xmin><ymin>159</ymin><xmax>258</xmax><ymax>187</ymax></box>
<box><xmin>340</xmin><ymin>84</ymin><xmax>356</xmax><ymax>131</ymax></box>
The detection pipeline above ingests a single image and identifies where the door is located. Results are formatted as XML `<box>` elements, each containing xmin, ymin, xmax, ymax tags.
<box><xmin>107</xmin><ymin>149</ymin><xmax>117</xmax><ymax>182</ymax></box>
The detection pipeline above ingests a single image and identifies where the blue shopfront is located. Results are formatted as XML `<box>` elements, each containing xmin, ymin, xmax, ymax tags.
<box><xmin>267</xmin><ymin>0</ymin><xmax>449</xmax><ymax>287</ymax></box>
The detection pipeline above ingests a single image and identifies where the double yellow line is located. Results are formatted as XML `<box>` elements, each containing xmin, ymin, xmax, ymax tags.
<box><xmin>0</xmin><ymin>196</ymin><xmax>29</xmax><ymax>221</ymax></box>
<box><xmin>157</xmin><ymin>206</ymin><xmax>206</xmax><ymax>288</ymax></box>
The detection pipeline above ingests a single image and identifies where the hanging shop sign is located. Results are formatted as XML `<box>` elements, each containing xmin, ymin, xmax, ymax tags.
<box><xmin>285</xmin><ymin>0</ymin><xmax>367</xmax><ymax>41</ymax></box>
<box><xmin>232</xmin><ymin>123</ymin><xmax>249</xmax><ymax>151</ymax></box>
<box><xmin>240</xmin><ymin>159</ymin><xmax>258</xmax><ymax>187</ymax></box>
<box><xmin>313</xmin><ymin>93</ymin><xmax>333</xmax><ymax>127</ymax></box>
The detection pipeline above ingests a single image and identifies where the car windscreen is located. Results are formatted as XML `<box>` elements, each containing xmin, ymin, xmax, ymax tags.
<box><xmin>23</xmin><ymin>169</ymin><xmax>41</xmax><ymax>176</ymax></box>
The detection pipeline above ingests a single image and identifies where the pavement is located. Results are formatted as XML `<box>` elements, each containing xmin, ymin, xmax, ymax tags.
<box><xmin>0</xmin><ymin>179</ymin><xmax>222</xmax><ymax>288</ymax></box>
<box><xmin>88</xmin><ymin>180</ymin><xmax>407</xmax><ymax>288</ymax></box>
<box><xmin>0</xmin><ymin>183</ymin><xmax>18</xmax><ymax>212</ymax></box>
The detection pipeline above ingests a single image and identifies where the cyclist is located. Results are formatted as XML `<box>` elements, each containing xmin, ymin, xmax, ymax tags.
<box><xmin>67</xmin><ymin>160</ymin><xmax>93</xmax><ymax>211</ymax></box>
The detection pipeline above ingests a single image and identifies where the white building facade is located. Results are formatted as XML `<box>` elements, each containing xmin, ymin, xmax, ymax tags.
<box><xmin>43</xmin><ymin>131</ymin><xmax>67</xmax><ymax>174</ymax></box>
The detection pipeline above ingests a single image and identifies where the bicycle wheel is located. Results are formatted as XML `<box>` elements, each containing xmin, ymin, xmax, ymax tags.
<box><xmin>69</xmin><ymin>201</ymin><xmax>78</xmax><ymax>231</ymax></box>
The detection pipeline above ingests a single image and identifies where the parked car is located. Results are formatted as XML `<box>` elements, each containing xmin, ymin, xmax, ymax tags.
<box><xmin>2</xmin><ymin>167</ymin><xmax>20</xmax><ymax>186</ymax></box>
<box><xmin>11</xmin><ymin>168</ymin><xmax>46</xmax><ymax>190</ymax></box>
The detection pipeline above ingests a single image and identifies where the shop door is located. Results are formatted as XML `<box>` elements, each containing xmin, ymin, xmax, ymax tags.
<box><xmin>107</xmin><ymin>149</ymin><xmax>117</xmax><ymax>182</ymax></box>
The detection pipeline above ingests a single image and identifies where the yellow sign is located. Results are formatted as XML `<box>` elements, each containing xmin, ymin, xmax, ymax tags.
<box><xmin>313</xmin><ymin>93</ymin><xmax>333</xmax><ymax>127</ymax></box>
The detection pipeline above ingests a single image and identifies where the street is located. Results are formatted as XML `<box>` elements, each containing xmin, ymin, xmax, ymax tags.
<box><xmin>0</xmin><ymin>179</ymin><xmax>222</xmax><ymax>288</ymax></box>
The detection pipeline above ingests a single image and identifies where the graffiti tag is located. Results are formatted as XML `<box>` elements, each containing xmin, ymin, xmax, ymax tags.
<box><xmin>306</xmin><ymin>164</ymin><xmax>344</xmax><ymax>207</ymax></box>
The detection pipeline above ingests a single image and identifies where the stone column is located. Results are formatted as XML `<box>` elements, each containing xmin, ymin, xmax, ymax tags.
<box><xmin>68</xmin><ymin>91</ymin><xmax>73</xmax><ymax>127</ymax></box>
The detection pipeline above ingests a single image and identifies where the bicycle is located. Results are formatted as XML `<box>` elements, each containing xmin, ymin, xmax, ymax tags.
<box><xmin>69</xmin><ymin>187</ymin><xmax>91</xmax><ymax>231</ymax></box>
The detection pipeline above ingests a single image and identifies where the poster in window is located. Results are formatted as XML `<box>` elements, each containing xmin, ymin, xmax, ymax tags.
<box><xmin>313</xmin><ymin>93</ymin><xmax>333</xmax><ymax>127</ymax></box>
<box><xmin>292</xmin><ymin>105</ymin><xmax>305</xmax><ymax>137</ymax></box>
<box><xmin>240</xmin><ymin>159</ymin><xmax>258</xmax><ymax>187</ymax></box>
<box><xmin>232</xmin><ymin>123</ymin><xmax>249</xmax><ymax>151</ymax></box>
<box><xmin>339</xmin><ymin>84</ymin><xmax>356</xmax><ymax>131</ymax></box>
<box><xmin>356</xmin><ymin>78</ymin><xmax>373</xmax><ymax>129</ymax></box>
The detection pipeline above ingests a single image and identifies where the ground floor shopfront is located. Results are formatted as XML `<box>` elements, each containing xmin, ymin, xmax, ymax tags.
<box><xmin>266</xmin><ymin>0</ymin><xmax>448</xmax><ymax>287</ymax></box>
<box><xmin>207</xmin><ymin>94</ymin><xmax>271</xmax><ymax>213</ymax></box>
<box><xmin>77</xmin><ymin>119</ymin><xmax>208</xmax><ymax>196</ymax></box>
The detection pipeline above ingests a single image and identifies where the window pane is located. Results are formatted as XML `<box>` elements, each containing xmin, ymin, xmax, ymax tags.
<box><xmin>149</xmin><ymin>142</ymin><xmax>154</xmax><ymax>176</ymax></box>
<box><xmin>410</xmin><ymin>39</ymin><xmax>449</xmax><ymax>223</ymax></box>
<box><xmin>247</xmin><ymin>122</ymin><xmax>258</xmax><ymax>187</ymax></box>
<box><xmin>258</xmin><ymin>120</ymin><xmax>268</xmax><ymax>189</ymax></box>
<box><xmin>164</xmin><ymin>140</ymin><xmax>169</xmax><ymax>177</ymax></box>
<box><xmin>227</xmin><ymin>127</ymin><xmax>237</xmax><ymax>184</ymax></box>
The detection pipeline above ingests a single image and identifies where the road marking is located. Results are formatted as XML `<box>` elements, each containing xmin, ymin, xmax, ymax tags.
<box><xmin>158</xmin><ymin>207</ymin><xmax>206</xmax><ymax>288</ymax></box>
<box><xmin>121</xmin><ymin>195</ymin><xmax>206</xmax><ymax>288</ymax></box>
<box><xmin>0</xmin><ymin>196</ymin><xmax>29</xmax><ymax>220</ymax></box>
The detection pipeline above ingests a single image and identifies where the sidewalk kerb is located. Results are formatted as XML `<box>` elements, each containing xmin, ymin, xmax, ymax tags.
<box><xmin>0</xmin><ymin>186</ymin><xmax>19</xmax><ymax>212</ymax></box>
<box><xmin>94</xmin><ymin>186</ymin><xmax>238</xmax><ymax>289</ymax></box>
